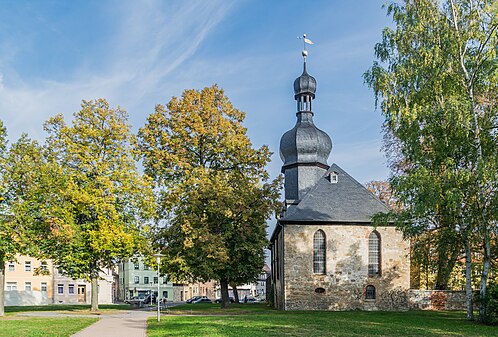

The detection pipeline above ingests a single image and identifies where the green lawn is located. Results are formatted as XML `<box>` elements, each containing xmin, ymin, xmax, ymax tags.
<box><xmin>0</xmin><ymin>304</ymin><xmax>132</xmax><ymax>337</ymax></box>
<box><xmin>4</xmin><ymin>303</ymin><xmax>132</xmax><ymax>314</ymax></box>
<box><xmin>148</xmin><ymin>303</ymin><xmax>498</xmax><ymax>337</ymax></box>
<box><xmin>0</xmin><ymin>317</ymin><xmax>98</xmax><ymax>337</ymax></box>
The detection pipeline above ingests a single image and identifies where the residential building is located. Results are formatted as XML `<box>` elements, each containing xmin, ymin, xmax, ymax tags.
<box><xmin>4</xmin><ymin>255</ymin><xmax>54</xmax><ymax>306</ymax></box>
<box><xmin>173</xmin><ymin>281</ymin><xmax>217</xmax><ymax>301</ymax></box>
<box><xmin>117</xmin><ymin>258</ymin><xmax>174</xmax><ymax>302</ymax></box>
<box><xmin>4</xmin><ymin>255</ymin><xmax>116</xmax><ymax>305</ymax></box>
<box><xmin>53</xmin><ymin>267</ymin><xmax>115</xmax><ymax>304</ymax></box>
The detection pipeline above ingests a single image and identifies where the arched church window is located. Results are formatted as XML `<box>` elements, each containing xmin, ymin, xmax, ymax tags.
<box><xmin>365</xmin><ymin>285</ymin><xmax>376</xmax><ymax>299</ymax></box>
<box><xmin>313</xmin><ymin>230</ymin><xmax>326</xmax><ymax>274</ymax></box>
<box><xmin>368</xmin><ymin>231</ymin><xmax>381</xmax><ymax>276</ymax></box>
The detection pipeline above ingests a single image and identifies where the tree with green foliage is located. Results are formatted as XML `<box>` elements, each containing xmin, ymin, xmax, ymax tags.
<box><xmin>0</xmin><ymin>121</ymin><xmax>52</xmax><ymax>316</ymax></box>
<box><xmin>37</xmin><ymin>99</ymin><xmax>155</xmax><ymax>312</ymax></box>
<box><xmin>365</xmin><ymin>0</ymin><xmax>497</xmax><ymax>321</ymax></box>
<box><xmin>138</xmin><ymin>85</ymin><xmax>281</xmax><ymax>308</ymax></box>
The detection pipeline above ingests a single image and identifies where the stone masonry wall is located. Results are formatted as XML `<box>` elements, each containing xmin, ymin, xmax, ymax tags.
<box><xmin>408</xmin><ymin>290</ymin><xmax>468</xmax><ymax>310</ymax></box>
<box><xmin>283</xmin><ymin>223</ymin><xmax>410</xmax><ymax>311</ymax></box>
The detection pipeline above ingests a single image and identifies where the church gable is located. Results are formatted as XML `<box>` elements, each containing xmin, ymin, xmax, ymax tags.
<box><xmin>281</xmin><ymin>163</ymin><xmax>390</xmax><ymax>223</ymax></box>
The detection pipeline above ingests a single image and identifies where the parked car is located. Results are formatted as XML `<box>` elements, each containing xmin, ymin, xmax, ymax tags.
<box><xmin>192</xmin><ymin>298</ymin><xmax>212</xmax><ymax>304</ymax></box>
<box><xmin>214</xmin><ymin>297</ymin><xmax>234</xmax><ymax>303</ymax></box>
<box><xmin>186</xmin><ymin>296</ymin><xmax>208</xmax><ymax>304</ymax></box>
<box><xmin>240</xmin><ymin>296</ymin><xmax>258</xmax><ymax>303</ymax></box>
<box><xmin>125</xmin><ymin>294</ymin><xmax>146</xmax><ymax>305</ymax></box>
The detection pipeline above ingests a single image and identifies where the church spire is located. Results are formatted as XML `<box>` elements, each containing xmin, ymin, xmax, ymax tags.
<box><xmin>279</xmin><ymin>39</ymin><xmax>332</xmax><ymax>203</ymax></box>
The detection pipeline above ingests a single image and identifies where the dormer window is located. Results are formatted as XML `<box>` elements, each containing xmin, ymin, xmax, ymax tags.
<box><xmin>329</xmin><ymin>172</ymin><xmax>338</xmax><ymax>183</ymax></box>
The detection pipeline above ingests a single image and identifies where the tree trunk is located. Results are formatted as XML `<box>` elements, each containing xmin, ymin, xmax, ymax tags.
<box><xmin>219</xmin><ymin>278</ymin><xmax>230</xmax><ymax>309</ymax></box>
<box><xmin>231</xmin><ymin>284</ymin><xmax>239</xmax><ymax>303</ymax></box>
<box><xmin>479</xmin><ymin>232</ymin><xmax>491</xmax><ymax>321</ymax></box>
<box><xmin>464</xmin><ymin>236</ymin><xmax>474</xmax><ymax>321</ymax></box>
<box><xmin>90</xmin><ymin>272</ymin><xmax>99</xmax><ymax>312</ymax></box>
<box><xmin>435</xmin><ymin>244</ymin><xmax>459</xmax><ymax>290</ymax></box>
<box><xmin>0</xmin><ymin>257</ymin><xmax>5</xmax><ymax>317</ymax></box>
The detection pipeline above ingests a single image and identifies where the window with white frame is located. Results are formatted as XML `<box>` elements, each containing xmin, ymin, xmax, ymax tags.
<box><xmin>134</xmin><ymin>276</ymin><xmax>139</xmax><ymax>284</ymax></box>
<box><xmin>41</xmin><ymin>282</ymin><xmax>48</xmax><ymax>292</ymax></box>
<box><xmin>58</xmin><ymin>284</ymin><xmax>64</xmax><ymax>294</ymax></box>
<box><xmin>69</xmin><ymin>284</ymin><xmax>75</xmax><ymax>294</ymax></box>
<box><xmin>154</xmin><ymin>277</ymin><xmax>158</xmax><ymax>284</ymax></box>
<box><xmin>134</xmin><ymin>263</ymin><xmax>139</xmax><ymax>270</ymax></box>
<box><xmin>6</xmin><ymin>282</ymin><xmax>17</xmax><ymax>291</ymax></box>
<box><xmin>40</xmin><ymin>261</ymin><xmax>48</xmax><ymax>271</ymax></box>
<box><xmin>163</xmin><ymin>276</ymin><xmax>168</xmax><ymax>284</ymax></box>
<box><xmin>8</xmin><ymin>261</ymin><xmax>15</xmax><ymax>271</ymax></box>
<box><xmin>25</xmin><ymin>261</ymin><xmax>32</xmax><ymax>272</ymax></box>
<box><xmin>313</xmin><ymin>230</ymin><xmax>326</xmax><ymax>274</ymax></box>
<box><xmin>368</xmin><ymin>231</ymin><xmax>381</xmax><ymax>276</ymax></box>
<box><xmin>329</xmin><ymin>171</ymin><xmax>338</xmax><ymax>183</ymax></box>
<box><xmin>144</xmin><ymin>276</ymin><xmax>149</xmax><ymax>284</ymax></box>
<box><xmin>25</xmin><ymin>282</ymin><xmax>32</xmax><ymax>291</ymax></box>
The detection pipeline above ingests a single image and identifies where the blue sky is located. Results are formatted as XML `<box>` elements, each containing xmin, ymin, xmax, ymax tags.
<box><xmin>0</xmin><ymin>0</ymin><xmax>393</xmax><ymax>185</ymax></box>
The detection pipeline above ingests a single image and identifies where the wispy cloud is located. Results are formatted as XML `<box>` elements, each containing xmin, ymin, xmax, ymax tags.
<box><xmin>0</xmin><ymin>0</ymin><xmax>234</xmax><ymax>142</ymax></box>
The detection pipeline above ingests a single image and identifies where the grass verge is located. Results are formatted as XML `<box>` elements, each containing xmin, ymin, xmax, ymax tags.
<box><xmin>148</xmin><ymin>303</ymin><xmax>498</xmax><ymax>337</ymax></box>
<box><xmin>0</xmin><ymin>316</ymin><xmax>98</xmax><ymax>337</ymax></box>
<box><xmin>4</xmin><ymin>303</ymin><xmax>132</xmax><ymax>315</ymax></box>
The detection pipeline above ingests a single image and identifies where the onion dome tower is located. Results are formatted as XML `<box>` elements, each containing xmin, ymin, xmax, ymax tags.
<box><xmin>279</xmin><ymin>44</ymin><xmax>332</xmax><ymax>205</ymax></box>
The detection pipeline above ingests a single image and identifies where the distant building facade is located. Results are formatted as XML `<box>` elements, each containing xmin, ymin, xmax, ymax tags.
<box><xmin>53</xmin><ymin>267</ymin><xmax>115</xmax><ymax>304</ymax></box>
<box><xmin>117</xmin><ymin>258</ymin><xmax>174</xmax><ymax>302</ymax></box>
<box><xmin>173</xmin><ymin>281</ymin><xmax>217</xmax><ymax>302</ymax></box>
<box><xmin>4</xmin><ymin>255</ymin><xmax>53</xmax><ymax>306</ymax></box>
<box><xmin>270</xmin><ymin>54</ymin><xmax>410</xmax><ymax>311</ymax></box>
<box><xmin>4</xmin><ymin>255</ymin><xmax>116</xmax><ymax>306</ymax></box>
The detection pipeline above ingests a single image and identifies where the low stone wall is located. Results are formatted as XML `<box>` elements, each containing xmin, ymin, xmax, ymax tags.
<box><xmin>408</xmin><ymin>290</ymin><xmax>467</xmax><ymax>310</ymax></box>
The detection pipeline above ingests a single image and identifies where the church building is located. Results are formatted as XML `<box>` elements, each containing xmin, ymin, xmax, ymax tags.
<box><xmin>270</xmin><ymin>49</ymin><xmax>410</xmax><ymax>311</ymax></box>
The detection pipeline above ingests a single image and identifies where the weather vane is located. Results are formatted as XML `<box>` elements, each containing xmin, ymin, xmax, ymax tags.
<box><xmin>297</xmin><ymin>33</ymin><xmax>314</xmax><ymax>61</ymax></box>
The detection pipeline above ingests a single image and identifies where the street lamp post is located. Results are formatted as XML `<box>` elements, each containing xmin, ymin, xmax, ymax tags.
<box><xmin>153</xmin><ymin>253</ymin><xmax>165</xmax><ymax>322</ymax></box>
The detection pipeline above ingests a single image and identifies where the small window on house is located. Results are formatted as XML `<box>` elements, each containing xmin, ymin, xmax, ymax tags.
<box><xmin>144</xmin><ymin>265</ymin><xmax>150</xmax><ymax>270</ymax></box>
<box><xmin>68</xmin><ymin>284</ymin><xmax>75</xmax><ymax>294</ymax></box>
<box><xmin>6</xmin><ymin>282</ymin><xmax>17</xmax><ymax>291</ymax></box>
<box><xmin>58</xmin><ymin>284</ymin><xmax>64</xmax><ymax>294</ymax></box>
<box><xmin>313</xmin><ymin>230</ymin><xmax>326</xmax><ymax>274</ymax></box>
<box><xmin>368</xmin><ymin>231</ymin><xmax>381</xmax><ymax>276</ymax></box>
<box><xmin>134</xmin><ymin>276</ymin><xmax>139</xmax><ymax>284</ymax></box>
<box><xmin>154</xmin><ymin>277</ymin><xmax>158</xmax><ymax>284</ymax></box>
<box><xmin>144</xmin><ymin>276</ymin><xmax>149</xmax><ymax>284</ymax></box>
<box><xmin>163</xmin><ymin>276</ymin><xmax>168</xmax><ymax>284</ymax></box>
<box><xmin>163</xmin><ymin>291</ymin><xmax>168</xmax><ymax>298</ymax></box>
<box><xmin>41</xmin><ymin>282</ymin><xmax>48</xmax><ymax>292</ymax></box>
<box><xmin>40</xmin><ymin>261</ymin><xmax>48</xmax><ymax>271</ymax></box>
<box><xmin>25</xmin><ymin>261</ymin><xmax>32</xmax><ymax>272</ymax></box>
<box><xmin>25</xmin><ymin>282</ymin><xmax>32</xmax><ymax>291</ymax></box>
<box><xmin>134</xmin><ymin>263</ymin><xmax>140</xmax><ymax>270</ymax></box>
<box><xmin>366</xmin><ymin>285</ymin><xmax>376</xmax><ymax>299</ymax></box>
<box><xmin>329</xmin><ymin>172</ymin><xmax>338</xmax><ymax>183</ymax></box>
<box><xmin>8</xmin><ymin>262</ymin><xmax>15</xmax><ymax>271</ymax></box>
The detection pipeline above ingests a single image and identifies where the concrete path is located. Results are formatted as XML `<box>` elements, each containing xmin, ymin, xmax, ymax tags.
<box><xmin>71</xmin><ymin>309</ymin><xmax>153</xmax><ymax>337</ymax></box>
<box><xmin>18</xmin><ymin>302</ymin><xmax>184</xmax><ymax>337</ymax></box>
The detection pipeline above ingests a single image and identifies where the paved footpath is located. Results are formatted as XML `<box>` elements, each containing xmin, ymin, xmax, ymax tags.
<box><xmin>71</xmin><ymin>309</ymin><xmax>153</xmax><ymax>337</ymax></box>
<box><xmin>19</xmin><ymin>303</ymin><xmax>183</xmax><ymax>337</ymax></box>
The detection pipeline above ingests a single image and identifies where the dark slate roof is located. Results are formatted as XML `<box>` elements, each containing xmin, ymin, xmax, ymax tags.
<box><xmin>280</xmin><ymin>163</ymin><xmax>390</xmax><ymax>223</ymax></box>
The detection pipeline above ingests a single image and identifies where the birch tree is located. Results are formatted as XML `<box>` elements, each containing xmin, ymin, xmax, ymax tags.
<box><xmin>365</xmin><ymin>0</ymin><xmax>497</xmax><ymax>321</ymax></box>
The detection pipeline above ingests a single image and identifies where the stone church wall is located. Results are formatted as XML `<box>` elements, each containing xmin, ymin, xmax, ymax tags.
<box><xmin>282</xmin><ymin>223</ymin><xmax>410</xmax><ymax>311</ymax></box>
